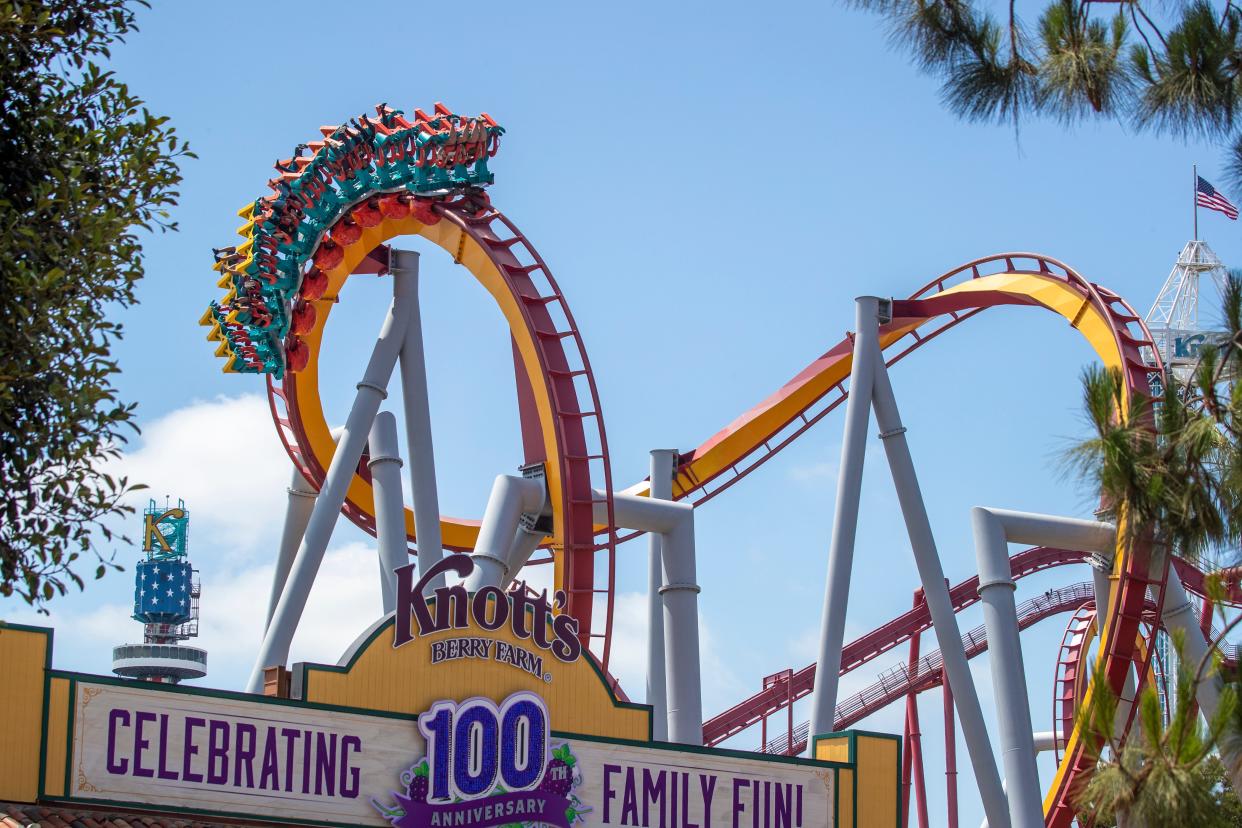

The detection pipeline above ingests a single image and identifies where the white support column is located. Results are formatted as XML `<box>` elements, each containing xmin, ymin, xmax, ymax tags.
<box><xmin>871</xmin><ymin>348</ymin><xmax>1010</xmax><ymax>828</ymax></box>
<box><xmin>659</xmin><ymin>507</ymin><xmax>702</xmax><ymax>746</ymax></box>
<box><xmin>1161</xmin><ymin>564</ymin><xmax>1242</xmax><ymax>792</ymax></box>
<box><xmin>246</xmin><ymin>268</ymin><xmax>415</xmax><ymax>694</ymax></box>
<box><xmin>369</xmin><ymin>411</ymin><xmax>407</xmax><ymax>615</ymax></box>
<box><xmin>498</xmin><ymin>525</ymin><xmax>546</xmax><ymax>591</ymax></box>
<box><xmin>392</xmin><ymin>249</ymin><xmax>446</xmax><ymax>595</ymax></box>
<box><xmin>1032</xmin><ymin>731</ymin><xmax>1059</xmax><ymax>754</ymax></box>
<box><xmin>464</xmin><ymin>474</ymin><xmax>546</xmax><ymax>591</ymax></box>
<box><xmin>648</xmin><ymin>449</ymin><xmax>677</xmax><ymax>741</ymax></box>
<box><xmin>807</xmin><ymin>296</ymin><xmax>880</xmax><ymax>752</ymax></box>
<box><xmin>590</xmin><ymin>491</ymin><xmax>702</xmax><ymax>744</ymax></box>
<box><xmin>970</xmin><ymin>508</ymin><xmax>1115</xmax><ymax>828</ymax></box>
<box><xmin>267</xmin><ymin>465</ymin><xmax>317</xmax><ymax>632</ymax></box>
<box><xmin>971</xmin><ymin>510</ymin><xmax>1043</xmax><ymax>828</ymax></box>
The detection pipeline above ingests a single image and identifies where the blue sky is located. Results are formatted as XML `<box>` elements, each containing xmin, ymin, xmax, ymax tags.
<box><xmin>5</xmin><ymin>1</ymin><xmax>1241</xmax><ymax>824</ymax></box>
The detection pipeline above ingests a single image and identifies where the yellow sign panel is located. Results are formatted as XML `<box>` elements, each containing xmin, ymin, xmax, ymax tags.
<box><xmin>300</xmin><ymin>557</ymin><xmax>650</xmax><ymax>742</ymax></box>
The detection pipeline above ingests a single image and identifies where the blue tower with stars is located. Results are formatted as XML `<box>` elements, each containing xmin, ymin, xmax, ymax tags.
<box><xmin>111</xmin><ymin>498</ymin><xmax>207</xmax><ymax>684</ymax></box>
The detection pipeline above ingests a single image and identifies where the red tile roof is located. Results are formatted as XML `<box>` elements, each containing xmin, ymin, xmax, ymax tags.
<box><xmin>0</xmin><ymin>803</ymin><xmax>286</xmax><ymax>828</ymax></box>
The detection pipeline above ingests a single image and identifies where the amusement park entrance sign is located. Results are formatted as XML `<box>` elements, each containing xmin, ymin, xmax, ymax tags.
<box><xmin>67</xmin><ymin>681</ymin><xmax>835</xmax><ymax>827</ymax></box>
<box><xmin>393</xmin><ymin>555</ymin><xmax>583</xmax><ymax>682</ymax></box>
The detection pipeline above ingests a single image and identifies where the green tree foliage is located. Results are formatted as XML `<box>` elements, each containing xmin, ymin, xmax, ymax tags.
<box><xmin>0</xmin><ymin>1</ymin><xmax>190</xmax><ymax>607</ymax></box>
<box><xmin>1065</xmin><ymin>277</ymin><xmax>1242</xmax><ymax>823</ymax></box>
<box><xmin>847</xmin><ymin>0</ymin><xmax>1242</xmax><ymax>186</ymax></box>
<box><xmin>1075</xmin><ymin>634</ymin><xmax>1236</xmax><ymax>826</ymax></box>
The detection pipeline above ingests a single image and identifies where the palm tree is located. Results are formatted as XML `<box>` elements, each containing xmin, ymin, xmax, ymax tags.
<box><xmin>1065</xmin><ymin>274</ymin><xmax>1242</xmax><ymax>823</ymax></box>
<box><xmin>1075</xmin><ymin>635</ymin><xmax>1234</xmax><ymax>827</ymax></box>
<box><xmin>847</xmin><ymin>0</ymin><xmax>1242</xmax><ymax>188</ymax></box>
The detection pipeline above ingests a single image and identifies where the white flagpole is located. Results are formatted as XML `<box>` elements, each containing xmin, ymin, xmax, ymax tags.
<box><xmin>1194</xmin><ymin>163</ymin><xmax>1199</xmax><ymax>240</ymax></box>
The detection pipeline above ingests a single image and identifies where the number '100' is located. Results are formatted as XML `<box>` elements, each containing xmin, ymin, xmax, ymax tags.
<box><xmin>418</xmin><ymin>692</ymin><xmax>549</xmax><ymax>801</ymax></box>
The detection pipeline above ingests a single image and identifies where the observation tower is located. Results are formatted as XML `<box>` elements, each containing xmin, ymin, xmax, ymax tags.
<box><xmin>111</xmin><ymin>498</ymin><xmax>207</xmax><ymax>684</ymax></box>
<box><xmin>1145</xmin><ymin>239</ymin><xmax>1230</xmax><ymax>384</ymax></box>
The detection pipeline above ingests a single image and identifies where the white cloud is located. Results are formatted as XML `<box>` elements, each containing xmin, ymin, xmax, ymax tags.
<box><xmin>601</xmin><ymin>590</ymin><xmax>745</xmax><ymax>714</ymax></box>
<box><xmin>110</xmin><ymin>394</ymin><xmax>292</xmax><ymax>557</ymax></box>
<box><xmin>7</xmin><ymin>542</ymin><xmax>387</xmax><ymax>691</ymax></box>
<box><xmin>196</xmin><ymin>541</ymin><xmax>385</xmax><ymax>684</ymax></box>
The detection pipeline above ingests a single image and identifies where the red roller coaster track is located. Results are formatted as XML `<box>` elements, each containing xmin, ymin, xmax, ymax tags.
<box><xmin>705</xmin><ymin>549</ymin><xmax>1239</xmax><ymax>749</ymax></box>
<box><xmin>264</xmin><ymin>189</ymin><xmax>1211</xmax><ymax>823</ymax></box>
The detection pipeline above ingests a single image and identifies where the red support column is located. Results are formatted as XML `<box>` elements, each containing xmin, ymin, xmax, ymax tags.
<box><xmin>943</xmin><ymin>666</ymin><xmax>958</xmax><ymax>828</ymax></box>
<box><xmin>901</xmin><ymin>709</ymin><xmax>913</xmax><ymax>828</ymax></box>
<box><xmin>787</xmin><ymin>672</ymin><xmax>795</xmax><ymax>757</ymax></box>
<box><xmin>905</xmin><ymin>589</ymin><xmax>929</xmax><ymax>828</ymax></box>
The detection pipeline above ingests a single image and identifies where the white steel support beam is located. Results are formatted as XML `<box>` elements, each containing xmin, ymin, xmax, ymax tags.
<box><xmin>971</xmin><ymin>508</ymin><xmax>1114</xmax><ymax>828</ymax></box>
<box><xmin>266</xmin><ymin>465</ymin><xmax>318</xmax><ymax>632</ymax></box>
<box><xmin>871</xmin><ymin>347</ymin><xmax>1009</xmax><ymax>828</ymax></box>
<box><xmin>246</xmin><ymin>267</ymin><xmax>415</xmax><ymax>693</ymax></box>
<box><xmin>1161</xmin><ymin>563</ymin><xmax>1242</xmax><ymax>793</ymax></box>
<box><xmin>648</xmin><ymin>449</ymin><xmax>676</xmax><ymax>741</ymax></box>
<box><xmin>591</xmin><ymin>490</ymin><xmax>702</xmax><ymax>745</ymax></box>
<box><xmin>498</xmin><ymin>526</ymin><xmax>546</xmax><ymax>591</ymax></box>
<box><xmin>392</xmin><ymin>249</ymin><xmax>446</xmax><ymax>596</ymax></box>
<box><xmin>807</xmin><ymin>297</ymin><xmax>880</xmax><ymax>753</ymax></box>
<box><xmin>369</xmin><ymin>411</ymin><xmax>407</xmax><ymax>615</ymax></box>
<box><xmin>464</xmin><ymin>474</ymin><xmax>546</xmax><ymax>591</ymax></box>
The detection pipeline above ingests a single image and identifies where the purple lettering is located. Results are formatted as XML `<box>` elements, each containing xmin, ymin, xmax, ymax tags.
<box><xmin>314</xmin><ymin>732</ymin><xmax>337</xmax><ymax>796</ymax></box>
<box><xmin>183</xmin><ymin>717</ymin><xmax>205</xmax><ymax>783</ymax></box>
<box><xmin>235</xmin><ymin>723</ymin><xmax>257</xmax><ymax>788</ymax></box>
<box><xmin>207</xmin><ymin>720</ymin><xmax>230</xmax><ymax>784</ymax></box>
<box><xmin>472</xmin><ymin>586</ymin><xmax>509</xmax><ymax>631</ymax></box>
<box><xmin>604</xmin><ymin>763</ymin><xmax>621</xmax><ymax>822</ymax></box>
<box><xmin>259</xmin><ymin>728</ymin><xmax>280</xmax><ymax>790</ymax></box>
<box><xmin>530</xmin><ymin>591</ymin><xmax>551</xmax><ymax>650</ymax></box>
<box><xmin>622</xmin><ymin>766</ymin><xmax>639</xmax><ymax>824</ymax></box>
<box><xmin>157</xmin><ymin>714</ymin><xmax>178</xmax><ymax>780</ymax></box>
<box><xmin>340</xmin><ymin>735</ymin><xmax>361</xmax><ymax>798</ymax></box>
<box><xmin>670</xmin><ymin>769</ymin><xmax>679</xmax><ymax>826</ymax></box>
<box><xmin>551</xmin><ymin>612</ymin><xmax>582</xmax><ymax>662</ymax></box>
<box><xmin>393</xmin><ymin>556</ymin><xmax>472</xmax><ymax>646</ymax></box>
<box><xmin>509</xmin><ymin>588</ymin><xmax>534</xmax><ymax>640</ymax></box>
<box><xmin>301</xmin><ymin>728</ymin><xmax>312</xmax><ymax>794</ymax></box>
<box><xmin>432</xmin><ymin>582</ymin><xmax>469</xmax><ymax>631</ymax></box>
<box><xmin>282</xmin><ymin>727</ymin><xmax>301</xmax><ymax>791</ymax></box>
<box><xmin>733</xmin><ymin>777</ymin><xmax>748</xmax><ymax>828</ymax></box>
<box><xmin>643</xmin><ymin>768</ymin><xmax>666</xmax><ymax>827</ymax></box>
<box><xmin>105</xmin><ymin>709</ymin><xmax>129</xmax><ymax>775</ymax></box>
<box><xmin>774</xmin><ymin>782</ymin><xmax>792</xmax><ymax>827</ymax></box>
<box><xmin>700</xmin><ymin>774</ymin><xmax>718</xmax><ymax>827</ymax></box>
<box><xmin>133</xmin><ymin>711</ymin><xmax>156</xmax><ymax>778</ymax></box>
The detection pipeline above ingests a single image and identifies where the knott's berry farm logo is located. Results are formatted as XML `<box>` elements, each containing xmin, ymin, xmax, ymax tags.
<box><xmin>392</xmin><ymin>555</ymin><xmax>583</xmax><ymax>683</ymax></box>
<box><xmin>372</xmin><ymin>692</ymin><xmax>589</xmax><ymax>828</ymax></box>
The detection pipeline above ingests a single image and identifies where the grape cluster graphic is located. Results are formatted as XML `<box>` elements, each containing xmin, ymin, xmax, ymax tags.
<box><xmin>372</xmin><ymin>742</ymin><xmax>590</xmax><ymax>827</ymax></box>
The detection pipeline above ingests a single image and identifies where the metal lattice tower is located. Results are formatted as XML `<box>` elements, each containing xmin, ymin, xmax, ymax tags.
<box><xmin>1145</xmin><ymin>240</ymin><xmax>1230</xmax><ymax>382</ymax></box>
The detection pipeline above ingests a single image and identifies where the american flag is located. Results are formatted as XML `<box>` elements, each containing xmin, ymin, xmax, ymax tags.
<box><xmin>1197</xmin><ymin>176</ymin><xmax>1238</xmax><ymax>220</ymax></box>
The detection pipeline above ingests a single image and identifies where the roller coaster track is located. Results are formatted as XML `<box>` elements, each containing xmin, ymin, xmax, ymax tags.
<box><xmin>758</xmin><ymin>581</ymin><xmax>1106</xmax><ymax>756</ymax></box>
<box><xmin>753</xmin><ymin>572</ymin><xmax>1241</xmax><ymax>761</ymax></box>
<box><xmin>706</xmin><ymin>552</ymin><xmax>1239</xmax><ymax>748</ymax></box>
<box><xmin>273</xmin><ymin>242</ymin><xmax>1165</xmax><ymax>824</ymax></box>
<box><xmin>215</xmin><ymin>112</ymin><xmax>1212</xmax><ymax>824</ymax></box>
